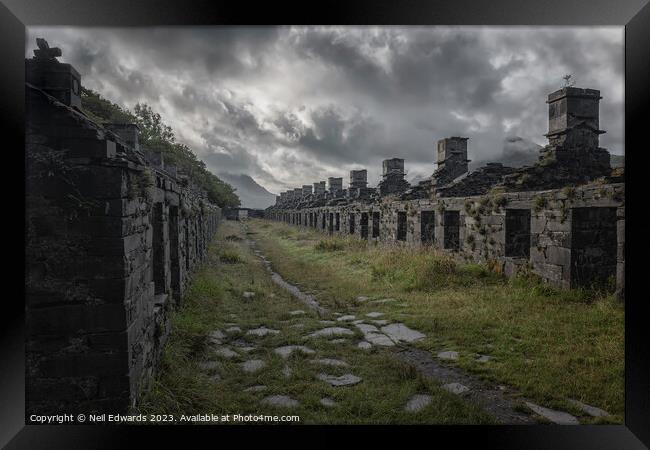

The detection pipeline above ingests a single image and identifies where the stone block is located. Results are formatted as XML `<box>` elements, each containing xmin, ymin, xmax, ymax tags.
<box><xmin>27</xmin><ymin>303</ymin><xmax>127</xmax><ymax>336</ymax></box>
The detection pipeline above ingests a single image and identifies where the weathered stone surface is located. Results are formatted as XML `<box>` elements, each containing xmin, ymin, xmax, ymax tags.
<box><xmin>242</xmin><ymin>291</ymin><xmax>255</xmax><ymax>299</ymax></box>
<box><xmin>282</xmin><ymin>365</ymin><xmax>292</xmax><ymax>378</ymax></box>
<box><xmin>214</xmin><ymin>347</ymin><xmax>238</xmax><ymax>359</ymax></box>
<box><xmin>370</xmin><ymin>298</ymin><xmax>397</xmax><ymax>304</ymax></box>
<box><xmin>310</xmin><ymin>358</ymin><xmax>349</xmax><ymax>367</ymax></box>
<box><xmin>208</xmin><ymin>330</ymin><xmax>225</xmax><ymax>344</ymax></box>
<box><xmin>366</xmin><ymin>312</ymin><xmax>384</xmax><ymax>318</ymax></box>
<box><xmin>289</xmin><ymin>310</ymin><xmax>306</xmax><ymax>316</ymax></box>
<box><xmin>381</xmin><ymin>323</ymin><xmax>425</xmax><ymax>343</ymax></box>
<box><xmin>319</xmin><ymin>320</ymin><xmax>336</xmax><ymax>325</ymax></box>
<box><xmin>357</xmin><ymin>341</ymin><xmax>372</xmax><ymax>350</ymax></box>
<box><xmin>274</xmin><ymin>345</ymin><xmax>315</xmax><ymax>359</ymax></box>
<box><xmin>225</xmin><ymin>326</ymin><xmax>242</xmax><ymax>334</ymax></box>
<box><xmin>371</xmin><ymin>320</ymin><xmax>389</xmax><ymax>326</ymax></box>
<box><xmin>365</xmin><ymin>333</ymin><xmax>395</xmax><ymax>346</ymax></box>
<box><xmin>262</xmin><ymin>395</ymin><xmax>300</xmax><ymax>408</ymax></box>
<box><xmin>476</xmin><ymin>355</ymin><xmax>494</xmax><ymax>363</ymax></box>
<box><xmin>246</xmin><ymin>327</ymin><xmax>280</xmax><ymax>337</ymax></box>
<box><xmin>442</xmin><ymin>382</ymin><xmax>470</xmax><ymax>395</ymax></box>
<box><xmin>317</xmin><ymin>373</ymin><xmax>363</xmax><ymax>387</ymax></box>
<box><xmin>328</xmin><ymin>338</ymin><xmax>349</xmax><ymax>344</ymax></box>
<box><xmin>356</xmin><ymin>323</ymin><xmax>379</xmax><ymax>334</ymax></box>
<box><xmin>241</xmin><ymin>359</ymin><xmax>266</xmax><ymax>373</ymax></box>
<box><xmin>337</xmin><ymin>315</ymin><xmax>356</xmax><ymax>322</ymax></box>
<box><xmin>437</xmin><ymin>351</ymin><xmax>459</xmax><ymax>360</ymax></box>
<box><xmin>356</xmin><ymin>296</ymin><xmax>369</xmax><ymax>302</ymax></box>
<box><xmin>524</xmin><ymin>401</ymin><xmax>580</xmax><ymax>425</ymax></box>
<box><xmin>244</xmin><ymin>385</ymin><xmax>267</xmax><ymax>393</ymax></box>
<box><xmin>320</xmin><ymin>397</ymin><xmax>337</xmax><ymax>407</ymax></box>
<box><xmin>405</xmin><ymin>394</ymin><xmax>432</xmax><ymax>413</ymax></box>
<box><xmin>307</xmin><ymin>327</ymin><xmax>354</xmax><ymax>338</ymax></box>
<box><xmin>568</xmin><ymin>399</ymin><xmax>610</xmax><ymax>417</ymax></box>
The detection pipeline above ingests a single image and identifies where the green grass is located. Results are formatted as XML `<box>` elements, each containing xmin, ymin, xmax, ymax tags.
<box><xmin>247</xmin><ymin>219</ymin><xmax>624</xmax><ymax>424</ymax></box>
<box><xmin>136</xmin><ymin>220</ymin><xmax>493</xmax><ymax>424</ymax></box>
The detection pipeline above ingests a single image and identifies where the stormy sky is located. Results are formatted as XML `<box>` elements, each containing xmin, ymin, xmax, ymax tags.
<box><xmin>26</xmin><ymin>26</ymin><xmax>624</xmax><ymax>194</ymax></box>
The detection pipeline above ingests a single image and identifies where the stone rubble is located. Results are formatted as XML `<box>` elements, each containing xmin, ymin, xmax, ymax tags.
<box><xmin>274</xmin><ymin>345</ymin><xmax>316</xmax><ymax>359</ymax></box>
<box><xmin>437</xmin><ymin>350</ymin><xmax>459</xmax><ymax>361</ymax></box>
<box><xmin>247</xmin><ymin>327</ymin><xmax>281</xmax><ymax>337</ymax></box>
<box><xmin>317</xmin><ymin>373</ymin><xmax>363</xmax><ymax>387</ymax></box>
<box><xmin>405</xmin><ymin>394</ymin><xmax>433</xmax><ymax>413</ymax></box>
<box><xmin>241</xmin><ymin>359</ymin><xmax>266</xmax><ymax>373</ymax></box>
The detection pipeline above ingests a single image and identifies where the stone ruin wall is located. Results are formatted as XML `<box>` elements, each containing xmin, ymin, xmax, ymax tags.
<box><xmin>25</xmin><ymin>43</ymin><xmax>222</xmax><ymax>416</ymax></box>
<box><xmin>266</xmin><ymin>86</ymin><xmax>625</xmax><ymax>296</ymax></box>
<box><xmin>267</xmin><ymin>183</ymin><xmax>624</xmax><ymax>293</ymax></box>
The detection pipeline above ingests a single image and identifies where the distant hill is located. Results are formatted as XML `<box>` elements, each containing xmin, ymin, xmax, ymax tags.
<box><xmin>217</xmin><ymin>173</ymin><xmax>277</xmax><ymax>209</ymax></box>
<box><xmin>469</xmin><ymin>136</ymin><xmax>543</xmax><ymax>171</ymax></box>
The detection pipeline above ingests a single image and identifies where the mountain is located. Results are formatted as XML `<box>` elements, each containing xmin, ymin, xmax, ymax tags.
<box><xmin>217</xmin><ymin>173</ymin><xmax>277</xmax><ymax>209</ymax></box>
<box><xmin>469</xmin><ymin>136</ymin><xmax>543</xmax><ymax>171</ymax></box>
<box><xmin>610</xmin><ymin>154</ymin><xmax>624</xmax><ymax>168</ymax></box>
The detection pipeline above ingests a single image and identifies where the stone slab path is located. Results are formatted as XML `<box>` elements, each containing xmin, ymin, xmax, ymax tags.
<box><xmin>405</xmin><ymin>394</ymin><xmax>433</xmax><ymax>413</ymax></box>
<box><xmin>394</xmin><ymin>347</ymin><xmax>538</xmax><ymax>424</ymax></box>
<box><xmin>240</xmin><ymin>226</ymin><xmax>591</xmax><ymax>425</ymax></box>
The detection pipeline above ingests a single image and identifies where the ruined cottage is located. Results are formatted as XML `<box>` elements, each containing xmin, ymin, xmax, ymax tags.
<box><xmin>267</xmin><ymin>86</ymin><xmax>625</xmax><ymax>296</ymax></box>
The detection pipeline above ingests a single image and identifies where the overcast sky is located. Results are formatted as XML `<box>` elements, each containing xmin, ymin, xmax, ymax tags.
<box><xmin>27</xmin><ymin>26</ymin><xmax>623</xmax><ymax>194</ymax></box>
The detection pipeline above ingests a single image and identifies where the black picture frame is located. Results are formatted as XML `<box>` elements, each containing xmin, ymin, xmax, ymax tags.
<box><xmin>1</xmin><ymin>0</ymin><xmax>648</xmax><ymax>448</ymax></box>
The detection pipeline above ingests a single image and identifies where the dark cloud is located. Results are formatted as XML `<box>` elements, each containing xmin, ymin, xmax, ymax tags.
<box><xmin>26</xmin><ymin>26</ymin><xmax>623</xmax><ymax>193</ymax></box>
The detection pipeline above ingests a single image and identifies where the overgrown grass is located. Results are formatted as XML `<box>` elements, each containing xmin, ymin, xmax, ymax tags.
<box><xmin>249</xmin><ymin>219</ymin><xmax>624</xmax><ymax>424</ymax></box>
<box><xmin>220</xmin><ymin>247</ymin><xmax>243</xmax><ymax>264</ymax></box>
<box><xmin>136</xmin><ymin>220</ymin><xmax>493</xmax><ymax>424</ymax></box>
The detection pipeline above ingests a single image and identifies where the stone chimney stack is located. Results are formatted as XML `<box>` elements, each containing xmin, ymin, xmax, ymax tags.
<box><xmin>433</xmin><ymin>137</ymin><xmax>470</xmax><ymax>186</ymax></box>
<box><xmin>545</xmin><ymin>87</ymin><xmax>604</xmax><ymax>148</ymax></box>
<box><xmin>349</xmin><ymin>170</ymin><xmax>368</xmax><ymax>189</ymax></box>
<box><xmin>302</xmin><ymin>185</ymin><xmax>313</xmax><ymax>196</ymax></box>
<box><xmin>313</xmin><ymin>181</ymin><xmax>326</xmax><ymax>195</ymax></box>
<box><xmin>328</xmin><ymin>177</ymin><xmax>343</xmax><ymax>193</ymax></box>
<box><xmin>382</xmin><ymin>158</ymin><xmax>404</xmax><ymax>177</ymax></box>
<box><xmin>293</xmin><ymin>187</ymin><xmax>303</xmax><ymax>198</ymax></box>
<box><xmin>379</xmin><ymin>158</ymin><xmax>410</xmax><ymax>196</ymax></box>
<box><xmin>26</xmin><ymin>38</ymin><xmax>82</xmax><ymax>110</ymax></box>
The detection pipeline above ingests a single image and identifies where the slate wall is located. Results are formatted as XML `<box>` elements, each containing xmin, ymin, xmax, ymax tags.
<box><xmin>266</xmin><ymin>183</ymin><xmax>624</xmax><ymax>294</ymax></box>
<box><xmin>25</xmin><ymin>83</ymin><xmax>221</xmax><ymax>416</ymax></box>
